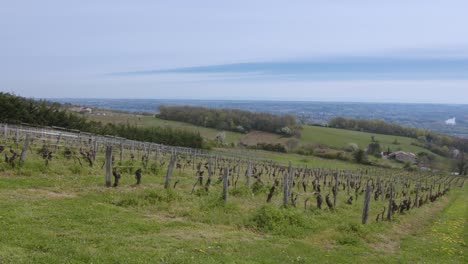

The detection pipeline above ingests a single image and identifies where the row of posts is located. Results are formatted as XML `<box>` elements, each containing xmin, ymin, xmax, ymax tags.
<box><xmin>0</xmin><ymin>126</ymin><xmax>407</xmax><ymax>225</ymax></box>
<box><xmin>101</xmin><ymin>144</ymin><xmax>393</xmax><ymax>225</ymax></box>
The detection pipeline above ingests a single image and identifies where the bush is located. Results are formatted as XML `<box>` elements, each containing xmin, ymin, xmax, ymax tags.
<box><xmin>279</xmin><ymin>126</ymin><xmax>292</xmax><ymax>136</ymax></box>
<box><xmin>296</xmin><ymin>144</ymin><xmax>317</xmax><ymax>156</ymax></box>
<box><xmin>353</xmin><ymin>149</ymin><xmax>370</xmax><ymax>164</ymax></box>
<box><xmin>249</xmin><ymin>143</ymin><xmax>287</xmax><ymax>153</ymax></box>
<box><xmin>313</xmin><ymin>148</ymin><xmax>350</xmax><ymax>161</ymax></box>
<box><xmin>345</xmin><ymin>143</ymin><xmax>359</xmax><ymax>152</ymax></box>
<box><xmin>248</xmin><ymin>205</ymin><xmax>310</xmax><ymax>237</ymax></box>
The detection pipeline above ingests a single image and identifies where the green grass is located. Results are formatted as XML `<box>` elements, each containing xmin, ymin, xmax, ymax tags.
<box><xmin>394</xmin><ymin>188</ymin><xmax>467</xmax><ymax>263</ymax></box>
<box><xmin>0</xmin><ymin>147</ymin><xmax>466</xmax><ymax>263</ymax></box>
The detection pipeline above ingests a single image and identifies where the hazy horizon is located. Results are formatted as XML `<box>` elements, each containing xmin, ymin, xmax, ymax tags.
<box><xmin>48</xmin><ymin>97</ymin><xmax>468</xmax><ymax>106</ymax></box>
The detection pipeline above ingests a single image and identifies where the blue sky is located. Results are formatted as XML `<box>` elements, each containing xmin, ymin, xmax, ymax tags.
<box><xmin>1</xmin><ymin>0</ymin><xmax>468</xmax><ymax>103</ymax></box>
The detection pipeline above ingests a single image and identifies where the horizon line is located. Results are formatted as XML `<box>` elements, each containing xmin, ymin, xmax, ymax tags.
<box><xmin>45</xmin><ymin>97</ymin><xmax>468</xmax><ymax>106</ymax></box>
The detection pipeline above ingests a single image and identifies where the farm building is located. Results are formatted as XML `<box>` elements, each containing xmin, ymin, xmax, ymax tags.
<box><xmin>70</xmin><ymin>106</ymin><xmax>93</xmax><ymax>114</ymax></box>
<box><xmin>388</xmin><ymin>151</ymin><xmax>417</xmax><ymax>164</ymax></box>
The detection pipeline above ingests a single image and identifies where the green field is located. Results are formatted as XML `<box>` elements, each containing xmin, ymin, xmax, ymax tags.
<box><xmin>301</xmin><ymin>125</ymin><xmax>437</xmax><ymax>157</ymax></box>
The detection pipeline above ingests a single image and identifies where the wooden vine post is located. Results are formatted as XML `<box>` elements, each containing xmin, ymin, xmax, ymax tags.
<box><xmin>283</xmin><ymin>162</ymin><xmax>293</xmax><ymax>207</ymax></box>
<box><xmin>19</xmin><ymin>134</ymin><xmax>31</xmax><ymax>165</ymax></box>
<box><xmin>333</xmin><ymin>172</ymin><xmax>339</xmax><ymax>208</ymax></box>
<box><xmin>154</xmin><ymin>146</ymin><xmax>159</xmax><ymax>161</ymax></box>
<box><xmin>289</xmin><ymin>163</ymin><xmax>294</xmax><ymax>204</ymax></box>
<box><xmin>237</xmin><ymin>159</ymin><xmax>241</xmax><ymax>182</ymax></box>
<box><xmin>386</xmin><ymin>183</ymin><xmax>394</xmax><ymax>221</ymax></box>
<box><xmin>246</xmin><ymin>162</ymin><xmax>252</xmax><ymax>187</ymax></box>
<box><xmin>105</xmin><ymin>145</ymin><xmax>113</xmax><ymax>187</ymax></box>
<box><xmin>223</xmin><ymin>167</ymin><xmax>229</xmax><ymax>202</ymax></box>
<box><xmin>92</xmin><ymin>138</ymin><xmax>98</xmax><ymax>162</ymax></box>
<box><xmin>54</xmin><ymin>133</ymin><xmax>61</xmax><ymax>152</ymax></box>
<box><xmin>3</xmin><ymin>124</ymin><xmax>7</xmax><ymax>139</ymax></box>
<box><xmin>14</xmin><ymin>128</ymin><xmax>19</xmax><ymax>147</ymax></box>
<box><xmin>164</xmin><ymin>153</ymin><xmax>176</xmax><ymax>189</ymax></box>
<box><xmin>362</xmin><ymin>182</ymin><xmax>373</xmax><ymax>224</ymax></box>
<box><xmin>283</xmin><ymin>171</ymin><xmax>289</xmax><ymax>207</ymax></box>
<box><xmin>414</xmin><ymin>181</ymin><xmax>420</xmax><ymax>208</ymax></box>
<box><xmin>192</xmin><ymin>152</ymin><xmax>196</xmax><ymax>170</ymax></box>
<box><xmin>347</xmin><ymin>173</ymin><xmax>350</xmax><ymax>195</ymax></box>
<box><xmin>119</xmin><ymin>142</ymin><xmax>124</xmax><ymax>163</ymax></box>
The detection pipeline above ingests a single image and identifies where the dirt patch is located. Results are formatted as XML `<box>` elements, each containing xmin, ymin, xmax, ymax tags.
<box><xmin>21</xmin><ymin>189</ymin><xmax>77</xmax><ymax>199</ymax></box>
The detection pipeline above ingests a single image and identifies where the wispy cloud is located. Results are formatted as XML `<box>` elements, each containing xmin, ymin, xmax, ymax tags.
<box><xmin>109</xmin><ymin>56</ymin><xmax>468</xmax><ymax>81</ymax></box>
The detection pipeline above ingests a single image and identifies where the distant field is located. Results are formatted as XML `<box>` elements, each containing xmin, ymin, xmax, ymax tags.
<box><xmin>54</xmin><ymin>98</ymin><xmax>468</xmax><ymax>138</ymax></box>
<box><xmin>300</xmin><ymin>125</ymin><xmax>439</xmax><ymax>156</ymax></box>
<box><xmin>89</xmin><ymin>112</ymin><xmax>447</xmax><ymax>167</ymax></box>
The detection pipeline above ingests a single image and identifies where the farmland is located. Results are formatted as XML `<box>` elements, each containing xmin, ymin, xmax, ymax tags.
<box><xmin>0</xmin><ymin>123</ymin><xmax>466</xmax><ymax>263</ymax></box>
<box><xmin>89</xmin><ymin>113</ymin><xmax>417</xmax><ymax>151</ymax></box>
<box><xmin>53</xmin><ymin>98</ymin><xmax>468</xmax><ymax>138</ymax></box>
<box><xmin>89</xmin><ymin>112</ymin><xmax>448</xmax><ymax>168</ymax></box>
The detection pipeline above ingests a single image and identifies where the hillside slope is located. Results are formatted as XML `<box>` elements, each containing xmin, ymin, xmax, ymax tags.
<box><xmin>89</xmin><ymin>112</ymin><xmax>444</xmax><ymax>161</ymax></box>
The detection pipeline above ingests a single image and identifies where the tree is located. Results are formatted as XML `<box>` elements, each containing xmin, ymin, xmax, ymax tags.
<box><xmin>353</xmin><ymin>149</ymin><xmax>368</xmax><ymax>164</ymax></box>
<box><xmin>417</xmin><ymin>152</ymin><xmax>437</xmax><ymax>169</ymax></box>
<box><xmin>367</xmin><ymin>137</ymin><xmax>382</xmax><ymax>157</ymax></box>
<box><xmin>456</xmin><ymin>152</ymin><xmax>468</xmax><ymax>175</ymax></box>
<box><xmin>215</xmin><ymin>132</ymin><xmax>226</xmax><ymax>146</ymax></box>
<box><xmin>280</xmin><ymin>126</ymin><xmax>292</xmax><ymax>136</ymax></box>
<box><xmin>346</xmin><ymin>143</ymin><xmax>359</xmax><ymax>152</ymax></box>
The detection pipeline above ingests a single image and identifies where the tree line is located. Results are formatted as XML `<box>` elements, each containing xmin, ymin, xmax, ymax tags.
<box><xmin>158</xmin><ymin>105</ymin><xmax>298</xmax><ymax>136</ymax></box>
<box><xmin>0</xmin><ymin>93</ymin><xmax>203</xmax><ymax>148</ymax></box>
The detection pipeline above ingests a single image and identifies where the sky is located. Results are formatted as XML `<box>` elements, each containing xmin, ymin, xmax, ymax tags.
<box><xmin>1</xmin><ymin>0</ymin><xmax>468</xmax><ymax>103</ymax></box>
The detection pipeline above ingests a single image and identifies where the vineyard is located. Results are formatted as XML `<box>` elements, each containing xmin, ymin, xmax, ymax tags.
<box><xmin>0</xmin><ymin>123</ymin><xmax>466</xmax><ymax>263</ymax></box>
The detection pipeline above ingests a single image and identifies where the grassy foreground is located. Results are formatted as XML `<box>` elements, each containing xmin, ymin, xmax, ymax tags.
<box><xmin>0</xmin><ymin>160</ymin><xmax>466</xmax><ymax>263</ymax></box>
